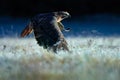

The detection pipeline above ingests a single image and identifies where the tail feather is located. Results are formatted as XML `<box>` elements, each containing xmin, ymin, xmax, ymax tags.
<box><xmin>21</xmin><ymin>24</ymin><xmax>33</xmax><ymax>37</ymax></box>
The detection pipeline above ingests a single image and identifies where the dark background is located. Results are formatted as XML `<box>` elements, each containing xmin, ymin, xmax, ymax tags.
<box><xmin>0</xmin><ymin>0</ymin><xmax>120</xmax><ymax>37</ymax></box>
<box><xmin>0</xmin><ymin>0</ymin><xmax>120</xmax><ymax>17</ymax></box>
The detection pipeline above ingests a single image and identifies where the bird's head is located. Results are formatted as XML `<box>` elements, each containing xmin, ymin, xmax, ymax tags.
<box><xmin>54</xmin><ymin>11</ymin><xmax>70</xmax><ymax>22</ymax></box>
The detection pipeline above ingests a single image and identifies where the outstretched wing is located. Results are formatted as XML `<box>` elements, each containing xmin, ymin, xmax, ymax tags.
<box><xmin>34</xmin><ymin>16</ymin><xmax>68</xmax><ymax>50</ymax></box>
<box><xmin>21</xmin><ymin>22</ymin><xmax>33</xmax><ymax>37</ymax></box>
<box><xmin>34</xmin><ymin>17</ymin><xmax>61</xmax><ymax>47</ymax></box>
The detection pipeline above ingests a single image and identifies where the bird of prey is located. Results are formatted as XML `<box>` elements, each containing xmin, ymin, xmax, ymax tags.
<box><xmin>21</xmin><ymin>11</ymin><xmax>70</xmax><ymax>52</ymax></box>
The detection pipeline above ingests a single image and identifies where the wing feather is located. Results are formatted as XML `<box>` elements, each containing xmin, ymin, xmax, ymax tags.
<box><xmin>21</xmin><ymin>22</ymin><xmax>33</xmax><ymax>37</ymax></box>
<box><xmin>34</xmin><ymin>17</ymin><xmax>69</xmax><ymax>51</ymax></box>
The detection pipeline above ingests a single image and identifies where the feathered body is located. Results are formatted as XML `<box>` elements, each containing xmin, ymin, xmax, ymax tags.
<box><xmin>21</xmin><ymin>11</ymin><xmax>70</xmax><ymax>52</ymax></box>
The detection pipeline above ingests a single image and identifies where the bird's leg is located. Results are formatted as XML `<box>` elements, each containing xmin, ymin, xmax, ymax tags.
<box><xmin>61</xmin><ymin>39</ymin><xmax>69</xmax><ymax>51</ymax></box>
<box><xmin>51</xmin><ymin>46</ymin><xmax>58</xmax><ymax>53</ymax></box>
<box><xmin>52</xmin><ymin>38</ymin><xmax>69</xmax><ymax>53</ymax></box>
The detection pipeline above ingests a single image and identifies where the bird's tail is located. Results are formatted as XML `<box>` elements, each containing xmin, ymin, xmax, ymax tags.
<box><xmin>21</xmin><ymin>22</ymin><xmax>33</xmax><ymax>37</ymax></box>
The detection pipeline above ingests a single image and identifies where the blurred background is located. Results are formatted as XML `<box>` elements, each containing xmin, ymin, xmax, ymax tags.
<box><xmin>0</xmin><ymin>0</ymin><xmax>120</xmax><ymax>37</ymax></box>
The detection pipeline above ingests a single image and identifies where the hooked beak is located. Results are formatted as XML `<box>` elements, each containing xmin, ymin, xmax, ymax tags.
<box><xmin>68</xmin><ymin>14</ymin><xmax>71</xmax><ymax>18</ymax></box>
<box><xmin>63</xmin><ymin>14</ymin><xmax>71</xmax><ymax>19</ymax></box>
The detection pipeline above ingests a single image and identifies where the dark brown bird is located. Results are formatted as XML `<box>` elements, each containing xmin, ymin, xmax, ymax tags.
<box><xmin>21</xmin><ymin>11</ymin><xmax>70</xmax><ymax>52</ymax></box>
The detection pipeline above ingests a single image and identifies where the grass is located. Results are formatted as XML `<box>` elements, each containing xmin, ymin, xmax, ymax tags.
<box><xmin>0</xmin><ymin>37</ymin><xmax>120</xmax><ymax>80</ymax></box>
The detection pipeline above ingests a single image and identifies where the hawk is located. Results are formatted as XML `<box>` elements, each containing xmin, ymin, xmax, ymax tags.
<box><xmin>21</xmin><ymin>11</ymin><xmax>70</xmax><ymax>52</ymax></box>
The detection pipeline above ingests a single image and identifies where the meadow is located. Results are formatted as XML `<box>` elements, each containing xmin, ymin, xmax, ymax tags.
<box><xmin>0</xmin><ymin>37</ymin><xmax>120</xmax><ymax>80</ymax></box>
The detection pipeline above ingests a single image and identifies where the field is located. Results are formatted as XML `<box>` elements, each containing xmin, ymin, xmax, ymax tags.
<box><xmin>0</xmin><ymin>37</ymin><xmax>120</xmax><ymax>80</ymax></box>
